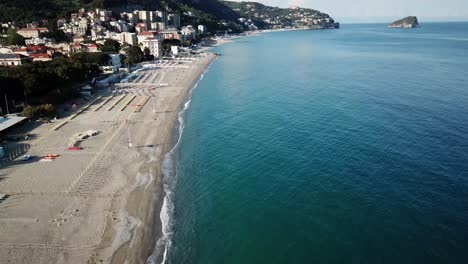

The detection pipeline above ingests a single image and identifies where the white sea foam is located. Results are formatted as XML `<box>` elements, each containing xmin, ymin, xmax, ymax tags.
<box><xmin>147</xmin><ymin>63</ymin><xmax>214</xmax><ymax>264</ymax></box>
<box><xmin>112</xmin><ymin>167</ymin><xmax>155</xmax><ymax>260</ymax></box>
<box><xmin>112</xmin><ymin>209</ymin><xmax>142</xmax><ymax>251</ymax></box>
<box><xmin>146</xmin><ymin>168</ymin><xmax>155</xmax><ymax>190</ymax></box>
<box><xmin>144</xmin><ymin>146</ymin><xmax>161</xmax><ymax>163</ymax></box>
<box><xmin>131</xmin><ymin>171</ymin><xmax>153</xmax><ymax>191</ymax></box>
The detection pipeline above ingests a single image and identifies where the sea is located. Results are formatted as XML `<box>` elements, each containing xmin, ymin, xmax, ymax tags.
<box><xmin>155</xmin><ymin>23</ymin><xmax>468</xmax><ymax>264</ymax></box>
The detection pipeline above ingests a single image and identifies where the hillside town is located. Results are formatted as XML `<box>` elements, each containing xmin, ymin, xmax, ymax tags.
<box><xmin>0</xmin><ymin>2</ymin><xmax>341</xmax><ymax>69</ymax></box>
<box><xmin>0</xmin><ymin>8</ymin><xmax>208</xmax><ymax>69</ymax></box>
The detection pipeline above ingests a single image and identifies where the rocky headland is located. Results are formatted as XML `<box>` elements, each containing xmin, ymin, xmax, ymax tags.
<box><xmin>388</xmin><ymin>16</ymin><xmax>419</xmax><ymax>28</ymax></box>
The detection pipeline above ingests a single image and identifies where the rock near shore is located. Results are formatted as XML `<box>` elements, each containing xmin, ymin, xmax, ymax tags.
<box><xmin>388</xmin><ymin>16</ymin><xmax>419</xmax><ymax>28</ymax></box>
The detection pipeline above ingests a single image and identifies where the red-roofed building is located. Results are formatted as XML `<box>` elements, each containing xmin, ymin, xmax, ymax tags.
<box><xmin>71</xmin><ymin>43</ymin><xmax>85</xmax><ymax>53</ymax></box>
<box><xmin>85</xmin><ymin>43</ymin><xmax>100</xmax><ymax>52</ymax></box>
<box><xmin>73</xmin><ymin>36</ymin><xmax>88</xmax><ymax>43</ymax></box>
<box><xmin>160</xmin><ymin>30</ymin><xmax>182</xmax><ymax>41</ymax></box>
<box><xmin>30</xmin><ymin>53</ymin><xmax>52</xmax><ymax>62</ymax></box>
<box><xmin>138</xmin><ymin>31</ymin><xmax>156</xmax><ymax>36</ymax></box>
<box><xmin>27</xmin><ymin>45</ymin><xmax>48</xmax><ymax>53</ymax></box>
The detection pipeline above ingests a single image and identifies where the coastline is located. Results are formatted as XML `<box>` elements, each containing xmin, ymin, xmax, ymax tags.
<box><xmin>0</xmin><ymin>53</ymin><xmax>216</xmax><ymax>264</ymax></box>
<box><xmin>99</xmin><ymin>53</ymin><xmax>217</xmax><ymax>264</ymax></box>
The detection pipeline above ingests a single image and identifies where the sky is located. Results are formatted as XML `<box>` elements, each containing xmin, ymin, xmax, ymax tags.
<box><xmin>231</xmin><ymin>0</ymin><xmax>468</xmax><ymax>22</ymax></box>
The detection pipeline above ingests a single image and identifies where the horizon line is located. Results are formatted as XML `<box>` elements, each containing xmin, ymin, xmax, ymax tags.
<box><xmin>334</xmin><ymin>16</ymin><xmax>468</xmax><ymax>23</ymax></box>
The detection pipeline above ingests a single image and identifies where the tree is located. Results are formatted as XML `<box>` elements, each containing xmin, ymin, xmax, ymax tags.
<box><xmin>119</xmin><ymin>54</ymin><xmax>127</xmax><ymax>67</ymax></box>
<box><xmin>6</xmin><ymin>28</ymin><xmax>25</xmax><ymax>46</ymax></box>
<box><xmin>42</xmin><ymin>18</ymin><xmax>67</xmax><ymax>42</ymax></box>
<box><xmin>0</xmin><ymin>53</ymin><xmax>102</xmax><ymax>106</ymax></box>
<box><xmin>70</xmin><ymin>52</ymin><xmax>110</xmax><ymax>66</ymax></box>
<box><xmin>89</xmin><ymin>53</ymin><xmax>110</xmax><ymax>66</ymax></box>
<box><xmin>162</xmin><ymin>38</ymin><xmax>181</xmax><ymax>53</ymax></box>
<box><xmin>21</xmin><ymin>104</ymin><xmax>56</xmax><ymax>118</ymax></box>
<box><xmin>101</xmin><ymin>39</ymin><xmax>121</xmax><ymax>53</ymax></box>
<box><xmin>143</xmin><ymin>47</ymin><xmax>151</xmax><ymax>57</ymax></box>
<box><xmin>21</xmin><ymin>105</ymin><xmax>35</xmax><ymax>118</ymax></box>
<box><xmin>162</xmin><ymin>38</ymin><xmax>181</xmax><ymax>46</ymax></box>
<box><xmin>182</xmin><ymin>40</ymin><xmax>192</xmax><ymax>47</ymax></box>
<box><xmin>126</xmin><ymin>46</ymin><xmax>144</xmax><ymax>65</ymax></box>
<box><xmin>143</xmin><ymin>47</ymin><xmax>154</xmax><ymax>61</ymax></box>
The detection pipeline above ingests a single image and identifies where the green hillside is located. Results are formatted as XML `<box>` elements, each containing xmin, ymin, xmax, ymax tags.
<box><xmin>178</xmin><ymin>0</ymin><xmax>239</xmax><ymax>21</ymax></box>
<box><xmin>0</xmin><ymin>1</ymin><xmax>164</xmax><ymax>24</ymax></box>
<box><xmin>223</xmin><ymin>1</ymin><xmax>338</xmax><ymax>29</ymax></box>
<box><xmin>0</xmin><ymin>0</ymin><xmax>237</xmax><ymax>24</ymax></box>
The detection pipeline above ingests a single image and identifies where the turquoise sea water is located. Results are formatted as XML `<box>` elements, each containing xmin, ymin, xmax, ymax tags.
<box><xmin>165</xmin><ymin>23</ymin><xmax>468</xmax><ymax>263</ymax></box>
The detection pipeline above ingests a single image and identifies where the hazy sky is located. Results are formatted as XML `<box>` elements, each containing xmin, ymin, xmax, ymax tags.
<box><xmin>232</xmin><ymin>0</ymin><xmax>468</xmax><ymax>22</ymax></box>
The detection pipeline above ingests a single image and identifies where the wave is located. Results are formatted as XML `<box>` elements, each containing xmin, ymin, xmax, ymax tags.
<box><xmin>147</xmin><ymin>61</ymin><xmax>215</xmax><ymax>264</ymax></box>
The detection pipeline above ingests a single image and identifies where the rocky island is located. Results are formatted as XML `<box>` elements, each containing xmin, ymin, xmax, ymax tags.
<box><xmin>388</xmin><ymin>16</ymin><xmax>419</xmax><ymax>28</ymax></box>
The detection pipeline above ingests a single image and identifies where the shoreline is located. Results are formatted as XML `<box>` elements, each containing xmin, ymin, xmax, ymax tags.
<box><xmin>151</xmin><ymin>63</ymin><xmax>213</xmax><ymax>264</ymax></box>
<box><xmin>143</xmin><ymin>55</ymin><xmax>216</xmax><ymax>264</ymax></box>
<box><xmin>104</xmin><ymin>53</ymin><xmax>217</xmax><ymax>264</ymax></box>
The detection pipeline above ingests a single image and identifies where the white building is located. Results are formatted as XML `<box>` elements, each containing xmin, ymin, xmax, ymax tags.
<box><xmin>155</xmin><ymin>11</ymin><xmax>167</xmax><ymax>24</ymax></box>
<box><xmin>17</xmin><ymin>28</ymin><xmax>40</xmax><ymax>38</ymax></box>
<box><xmin>99</xmin><ymin>10</ymin><xmax>113</xmax><ymax>22</ymax></box>
<box><xmin>0</xmin><ymin>54</ymin><xmax>31</xmax><ymax>67</ymax></box>
<box><xmin>122</xmin><ymin>32</ymin><xmax>138</xmax><ymax>46</ymax></box>
<box><xmin>0</xmin><ymin>48</ymin><xmax>13</xmax><ymax>54</ymax></box>
<box><xmin>171</xmin><ymin>45</ymin><xmax>179</xmax><ymax>56</ymax></box>
<box><xmin>141</xmin><ymin>37</ymin><xmax>162</xmax><ymax>58</ymax></box>
<box><xmin>110</xmin><ymin>20</ymin><xmax>130</xmax><ymax>33</ymax></box>
<box><xmin>91</xmin><ymin>26</ymin><xmax>105</xmax><ymax>40</ymax></box>
<box><xmin>198</xmin><ymin>25</ymin><xmax>207</xmax><ymax>34</ymax></box>
<box><xmin>25</xmin><ymin>37</ymin><xmax>54</xmax><ymax>45</ymax></box>
<box><xmin>150</xmin><ymin>22</ymin><xmax>166</xmax><ymax>31</ymax></box>
<box><xmin>72</xmin><ymin>26</ymin><xmax>87</xmax><ymax>36</ymax></box>
<box><xmin>181</xmin><ymin>25</ymin><xmax>196</xmax><ymax>41</ymax></box>
<box><xmin>110</xmin><ymin>32</ymin><xmax>137</xmax><ymax>46</ymax></box>
<box><xmin>121</xmin><ymin>12</ymin><xmax>139</xmax><ymax>23</ymax></box>
<box><xmin>135</xmin><ymin>10</ymin><xmax>150</xmax><ymax>24</ymax></box>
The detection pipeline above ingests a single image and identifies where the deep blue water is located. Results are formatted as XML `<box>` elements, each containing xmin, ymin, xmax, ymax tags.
<box><xmin>167</xmin><ymin>23</ymin><xmax>468</xmax><ymax>263</ymax></box>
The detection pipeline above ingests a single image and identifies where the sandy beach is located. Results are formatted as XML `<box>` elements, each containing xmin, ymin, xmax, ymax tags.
<box><xmin>0</xmin><ymin>53</ymin><xmax>216</xmax><ymax>263</ymax></box>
